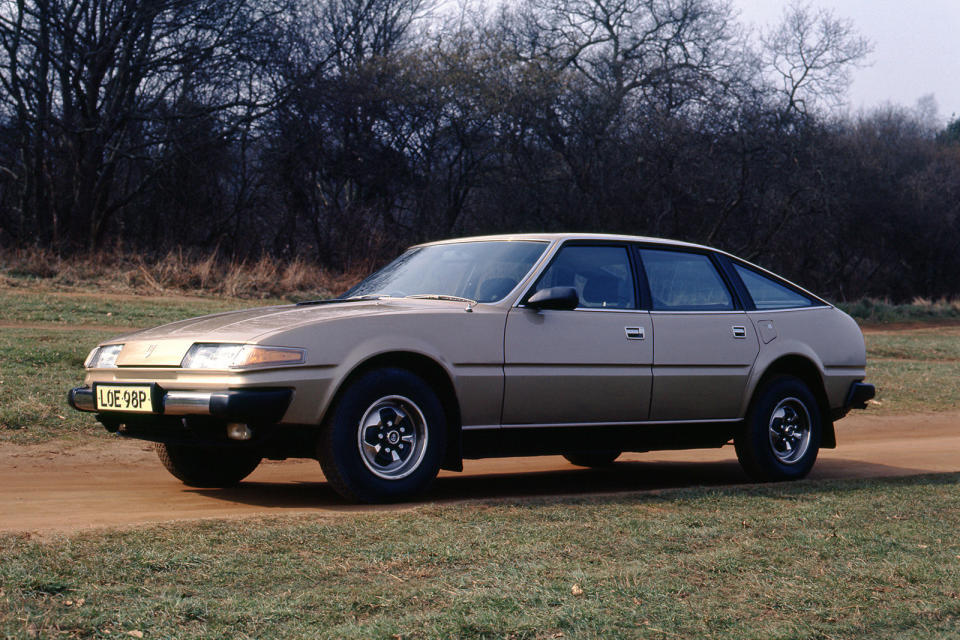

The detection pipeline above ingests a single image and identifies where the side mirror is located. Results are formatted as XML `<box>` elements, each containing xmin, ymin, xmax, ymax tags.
<box><xmin>525</xmin><ymin>286</ymin><xmax>579</xmax><ymax>311</ymax></box>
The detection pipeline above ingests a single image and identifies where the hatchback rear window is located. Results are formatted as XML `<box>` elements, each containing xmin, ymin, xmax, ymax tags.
<box><xmin>733</xmin><ymin>264</ymin><xmax>815</xmax><ymax>310</ymax></box>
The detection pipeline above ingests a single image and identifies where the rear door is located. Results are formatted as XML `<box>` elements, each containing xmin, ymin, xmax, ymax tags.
<box><xmin>637</xmin><ymin>247</ymin><xmax>760</xmax><ymax>420</ymax></box>
<box><xmin>502</xmin><ymin>243</ymin><xmax>653</xmax><ymax>426</ymax></box>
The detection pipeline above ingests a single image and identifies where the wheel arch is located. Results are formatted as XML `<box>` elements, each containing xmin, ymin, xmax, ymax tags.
<box><xmin>325</xmin><ymin>351</ymin><xmax>464</xmax><ymax>471</ymax></box>
<box><xmin>749</xmin><ymin>354</ymin><xmax>836</xmax><ymax>449</ymax></box>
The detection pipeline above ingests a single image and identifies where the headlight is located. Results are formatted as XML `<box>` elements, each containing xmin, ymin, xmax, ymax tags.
<box><xmin>86</xmin><ymin>344</ymin><xmax>124</xmax><ymax>368</ymax></box>
<box><xmin>180</xmin><ymin>343</ymin><xmax>305</xmax><ymax>369</ymax></box>
<box><xmin>180</xmin><ymin>343</ymin><xmax>246</xmax><ymax>369</ymax></box>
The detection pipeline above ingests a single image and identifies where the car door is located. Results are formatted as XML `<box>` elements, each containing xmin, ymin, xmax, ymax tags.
<box><xmin>637</xmin><ymin>246</ymin><xmax>760</xmax><ymax>421</ymax></box>
<box><xmin>502</xmin><ymin>243</ymin><xmax>653</xmax><ymax>426</ymax></box>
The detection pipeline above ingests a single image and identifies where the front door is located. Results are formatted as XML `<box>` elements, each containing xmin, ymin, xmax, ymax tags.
<box><xmin>502</xmin><ymin>244</ymin><xmax>653</xmax><ymax>426</ymax></box>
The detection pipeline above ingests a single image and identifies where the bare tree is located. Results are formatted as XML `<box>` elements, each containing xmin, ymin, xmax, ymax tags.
<box><xmin>0</xmin><ymin>0</ymin><xmax>289</xmax><ymax>250</ymax></box>
<box><xmin>762</xmin><ymin>1</ymin><xmax>871</xmax><ymax>118</ymax></box>
<box><xmin>2</xmin><ymin>0</ymin><xmax>957</xmax><ymax>303</ymax></box>
<box><xmin>267</xmin><ymin>0</ymin><xmax>433</xmax><ymax>267</ymax></box>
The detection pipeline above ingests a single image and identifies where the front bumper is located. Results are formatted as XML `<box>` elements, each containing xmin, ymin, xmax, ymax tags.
<box><xmin>68</xmin><ymin>386</ymin><xmax>293</xmax><ymax>424</ymax></box>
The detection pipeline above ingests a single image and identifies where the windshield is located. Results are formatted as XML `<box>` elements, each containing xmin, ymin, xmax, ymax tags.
<box><xmin>342</xmin><ymin>241</ymin><xmax>548</xmax><ymax>303</ymax></box>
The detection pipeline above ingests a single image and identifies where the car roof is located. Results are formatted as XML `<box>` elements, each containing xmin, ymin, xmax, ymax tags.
<box><xmin>414</xmin><ymin>233</ymin><xmax>712</xmax><ymax>251</ymax></box>
<box><xmin>413</xmin><ymin>232</ymin><xmax>830</xmax><ymax>306</ymax></box>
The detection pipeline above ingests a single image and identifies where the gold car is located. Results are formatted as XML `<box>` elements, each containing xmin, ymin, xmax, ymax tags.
<box><xmin>68</xmin><ymin>234</ymin><xmax>874</xmax><ymax>502</ymax></box>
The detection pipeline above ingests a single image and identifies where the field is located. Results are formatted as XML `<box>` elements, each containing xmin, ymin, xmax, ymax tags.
<box><xmin>3</xmin><ymin>476</ymin><xmax>959</xmax><ymax>638</ymax></box>
<box><xmin>863</xmin><ymin>325</ymin><xmax>960</xmax><ymax>414</ymax></box>
<box><xmin>1</xmin><ymin>282</ymin><xmax>959</xmax><ymax>638</ymax></box>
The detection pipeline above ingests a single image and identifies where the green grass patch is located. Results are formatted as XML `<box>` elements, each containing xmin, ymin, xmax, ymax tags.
<box><xmin>864</xmin><ymin>329</ymin><xmax>960</xmax><ymax>414</ymax></box>
<box><xmin>867</xmin><ymin>360</ymin><xmax>960</xmax><ymax>414</ymax></box>
<box><xmin>0</xmin><ymin>288</ymin><xmax>279</xmax><ymax>328</ymax></box>
<box><xmin>2</xmin><ymin>474</ymin><xmax>959</xmax><ymax>638</ymax></box>
<box><xmin>0</xmin><ymin>329</ymin><xmax>119</xmax><ymax>444</ymax></box>
<box><xmin>865</xmin><ymin>328</ymin><xmax>960</xmax><ymax>361</ymax></box>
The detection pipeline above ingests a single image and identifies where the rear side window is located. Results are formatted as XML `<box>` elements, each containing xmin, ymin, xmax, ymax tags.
<box><xmin>639</xmin><ymin>249</ymin><xmax>734</xmax><ymax>311</ymax></box>
<box><xmin>532</xmin><ymin>245</ymin><xmax>636</xmax><ymax>309</ymax></box>
<box><xmin>733</xmin><ymin>263</ymin><xmax>814</xmax><ymax>310</ymax></box>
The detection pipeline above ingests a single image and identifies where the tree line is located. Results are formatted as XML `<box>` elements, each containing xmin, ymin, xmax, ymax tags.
<box><xmin>1</xmin><ymin>0</ymin><xmax>958</xmax><ymax>301</ymax></box>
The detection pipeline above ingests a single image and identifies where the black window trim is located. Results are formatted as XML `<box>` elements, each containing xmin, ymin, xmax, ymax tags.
<box><xmin>517</xmin><ymin>239</ymin><xmax>643</xmax><ymax>311</ymax></box>
<box><xmin>631</xmin><ymin>243</ymin><xmax>746</xmax><ymax>313</ymax></box>
<box><xmin>714</xmin><ymin>254</ymin><xmax>755</xmax><ymax>311</ymax></box>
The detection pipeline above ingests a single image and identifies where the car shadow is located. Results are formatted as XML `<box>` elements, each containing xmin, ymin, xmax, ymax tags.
<box><xmin>189</xmin><ymin>456</ymin><xmax>934</xmax><ymax>510</ymax></box>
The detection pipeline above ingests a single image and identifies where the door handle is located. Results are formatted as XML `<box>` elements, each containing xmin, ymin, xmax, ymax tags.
<box><xmin>732</xmin><ymin>325</ymin><xmax>747</xmax><ymax>339</ymax></box>
<box><xmin>625</xmin><ymin>326</ymin><xmax>645</xmax><ymax>340</ymax></box>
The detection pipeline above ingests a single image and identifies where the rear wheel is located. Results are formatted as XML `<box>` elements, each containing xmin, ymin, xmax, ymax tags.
<box><xmin>155</xmin><ymin>443</ymin><xmax>262</xmax><ymax>487</ymax></box>
<box><xmin>563</xmin><ymin>451</ymin><xmax>621</xmax><ymax>468</ymax></box>
<box><xmin>318</xmin><ymin>368</ymin><xmax>447</xmax><ymax>503</ymax></box>
<box><xmin>735</xmin><ymin>375</ymin><xmax>821</xmax><ymax>481</ymax></box>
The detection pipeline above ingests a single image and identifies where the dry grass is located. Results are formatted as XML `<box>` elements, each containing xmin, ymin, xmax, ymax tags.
<box><xmin>7</xmin><ymin>250</ymin><xmax>960</xmax><ymax>316</ymax></box>
<box><xmin>0</xmin><ymin>248</ymin><xmax>366</xmax><ymax>300</ymax></box>
<box><xmin>840</xmin><ymin>297</ymin><xmax>960</xmax><ymax>324</ymax></box>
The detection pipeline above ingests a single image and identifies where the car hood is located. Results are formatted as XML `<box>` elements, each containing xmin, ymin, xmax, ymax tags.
<box><xmin>108</xmin><ymin>300</ymin><xmax>433</xmax><ymax>367</ymax></box>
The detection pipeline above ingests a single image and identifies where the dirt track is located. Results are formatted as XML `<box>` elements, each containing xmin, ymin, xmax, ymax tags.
<box><xmin>2</xmin><ymin>411</ymin><xmax>958</xmax><ymax>535</ymax></box>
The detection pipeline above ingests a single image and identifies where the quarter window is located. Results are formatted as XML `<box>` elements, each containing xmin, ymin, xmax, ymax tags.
<box><xmin>531</xmin><ymin>245</ymin><xmax>636</xmax><ymax>309</ymax></box>
<box><xmin>639</xmin><ymin>249</ymin><xmax>734</xmax><ymax>311</ymax></box>
<box><xmin>733</xmin><ymin>264</ymin><xmax>814</xmax><ymax>310</ymax></box>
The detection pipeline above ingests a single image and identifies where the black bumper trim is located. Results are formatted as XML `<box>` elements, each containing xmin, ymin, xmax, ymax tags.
<box><xmin>209</xmin><ymin>389</ymin><xmax>293</xmax><ymax>423</ymax></box>
<box><xmin>845</xmin><ymin>382</ymin><xmax>876</xmax><ymax>411</ymax></box>
<box><xmin>68</xmin><ymin>386</ymin><xmax>293</xmax><ymax>424</ymax></box>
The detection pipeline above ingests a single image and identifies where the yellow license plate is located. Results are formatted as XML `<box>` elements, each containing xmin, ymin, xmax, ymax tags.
<box><xmin>94</xmin><ymin>384</ymin><xmax>155</xmax><ymax>413</ymax></box>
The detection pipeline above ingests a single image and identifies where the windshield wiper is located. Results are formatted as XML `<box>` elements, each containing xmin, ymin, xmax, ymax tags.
<box><xmin>343</xmin><ymin>294</ymin><xmax>398</xmax><ymax>301</ymax></box>
<box><xmin>296</xmin><ymin>294</ymin><xmax>394</xmax><ymax>306</ymax></box>
<box><xmin>405</xmin><ymin>294</ymin><xmax>478</xmax><ymax>304</ymax></box>
<box><xmin>298</xmin><ymin>293</ymin><xmax>475</xmax><ymax>307</ymax></box>
<box><xmin>295</xmin><ymin>298</ymin><xmax>340</xmax><ymax>306</ymax></box>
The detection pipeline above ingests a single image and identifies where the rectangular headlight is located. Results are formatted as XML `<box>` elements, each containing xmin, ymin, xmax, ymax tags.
<box><xmin>180</xmin><ymin>344</ymin><xmax>305</xmax><ymax>369</ymax></box>
<box><xmin>87</xmin><ymin>344</ymin><xmax>124</xmax><ymax>368</ymax></box>
<box><xmin>180</xmin><ymin>343</ymin><xmax>246</xmax><ymax>369</ymax></box>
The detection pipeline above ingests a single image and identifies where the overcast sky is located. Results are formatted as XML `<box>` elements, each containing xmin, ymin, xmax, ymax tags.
<box><xmin>733</xmin><ymin>0</ymin><xmax>960</xmax><ymax>123</ymax></box>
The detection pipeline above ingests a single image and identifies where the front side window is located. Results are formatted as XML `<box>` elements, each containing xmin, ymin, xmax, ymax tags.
<box><xmin>639</xmin><ymin>248</ymin><xmax>734</xmax><ymax>311</ymax></box>
<box><xmin>530</xmin><ymin>245</ymin><xmax>636</xmax><ymax>309</ymax></box>
<box><xmin>733</xmin><ymin>263</ymin><xmax>814</xmax><ymax>310</ymax></box>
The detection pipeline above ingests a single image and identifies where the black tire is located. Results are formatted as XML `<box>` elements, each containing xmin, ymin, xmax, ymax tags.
<box><xmin>155</xmin><ymin>443</ymin><xmax>262</xmax><ymax>488</ymax></box>
<box><xmin>318</xmin><ymin>368</ymin><xmax>447</xmax><ymax>503</ymax></box>
<box><xmin>563</xmin><ymin>451</ymin><xmax>621</xmax><ymax>468</ymax></box>
<box><xmin>735</xmin><ymin>375</ymin><xmax>822</xmax><ymax>482</ymax></box>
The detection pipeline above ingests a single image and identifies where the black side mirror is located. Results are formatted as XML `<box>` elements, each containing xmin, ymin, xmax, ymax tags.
<box><xmin>525</xmin><ymin>286</ymin><xmax>579</xmax><ymax>311</ymax></box>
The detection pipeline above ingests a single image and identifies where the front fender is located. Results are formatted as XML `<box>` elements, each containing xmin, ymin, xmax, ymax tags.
<box><xmin>266</xmin><ymin>305</ymin><xmax>508</xmax><ymax>426</ymax></box>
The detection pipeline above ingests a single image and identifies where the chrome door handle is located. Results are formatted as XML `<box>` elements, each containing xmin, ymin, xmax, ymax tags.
<box><xmin>625</xmin><ymin>326</ymin><xmax>645</xmax><ymax>340</ymax></box>
<box><xmin>732</xmin><ymin>326</ymin><xmax>747</xmax><ymax>339</ymax></box>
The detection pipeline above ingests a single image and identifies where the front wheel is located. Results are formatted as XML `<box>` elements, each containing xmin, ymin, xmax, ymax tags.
<box><xmin>155</xmin><ymin>443</ymin><xmax>262</xmax><ymax>487</ymax></box>
<box><xmin>735</xmin><ymin>376</ymin><xmax>822</xmax><ymax>482</ymax></box>
<box><xmin>318</xmin><ymin>368</ymin><xmax>447</xmax><ymax>503</ymax></box>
